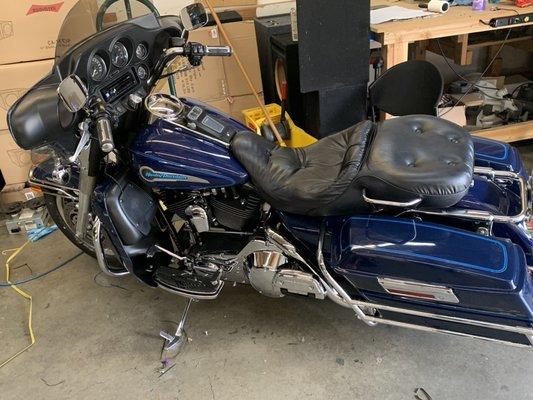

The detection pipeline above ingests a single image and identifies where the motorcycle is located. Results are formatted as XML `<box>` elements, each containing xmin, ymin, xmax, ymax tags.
<box><xmin>7</xmin><ymin>0</ymin><xmax>533</xmax><ymax>355</ymax></box>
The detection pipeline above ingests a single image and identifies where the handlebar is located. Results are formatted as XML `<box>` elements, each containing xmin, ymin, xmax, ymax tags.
<box><xmin>96</xmin><ymin>115</ymin><xmax>114</xmax><ymax>153</ymax></box>
<box><xmin>179</xmin><ymin>42</ymin><xmax>232</xmax><ymax>66</ymax></box>
<box><xmin>178</xmin><ymin>43</ymin><xmax>232</xmax><ymax>57</ymax></box>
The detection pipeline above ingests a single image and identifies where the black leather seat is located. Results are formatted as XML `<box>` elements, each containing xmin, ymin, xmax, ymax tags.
<box><xmin>231</xmin><ymin>115</ymin><xmax>474</xmax><ymax>216</ymax></box>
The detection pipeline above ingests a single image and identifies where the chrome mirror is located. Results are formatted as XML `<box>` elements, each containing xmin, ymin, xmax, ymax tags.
<box><xmin>180</xmin><ymin>3</ymin><xmax>208</xmax><ymax>31</ymax></box>
<box><xmin>57</xmin><ymin>75</ymin><xmax>88</xmax><ymax>112</ymax></box>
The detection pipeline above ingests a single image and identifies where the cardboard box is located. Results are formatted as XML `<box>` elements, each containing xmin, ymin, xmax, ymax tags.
<box><xmin>221</xmin><ymin>21</ymin><xmax>262</xmax><ymax>96</ymax></box>
<box><xmin>0</xmin><ymin>185</ymin><xmax>42</xmax><ymax>208</ymax></box>
<box><xmin>163</xmin><ymin>21</ymin><xmax>261</xmax><ymax>100</ymax></box>
<box><xmin>167</xmin><ymin>26</ymin><xmax>227</xmax><ymax>100</ymax></box>
<box><xmin>205</xmin><ymin>92</ymin><xmax>263</xmax><ymax>122</ymax></box>
<box><xmin>152</xmin><ymin>0</ymin><xmax>193</xmax><ymax>15</ymax></box>
<box><xmin>439</xmin><ymin>105</ymin><xmax>467</xmax><ymax>127</ymax></box>
<box><xmin>0</xmin><ymin>130</ymin><xmax>32</xmax><ymax>185</ymax></box>
<box><xmin>0</xmin><ymin>0</ymin><xmax>98</xmax><ymax>65</ymax></box>
<box><xmin>0</xmin><ymin>59</ymin><xmax>55</xmax><ymax>130</ymax></box>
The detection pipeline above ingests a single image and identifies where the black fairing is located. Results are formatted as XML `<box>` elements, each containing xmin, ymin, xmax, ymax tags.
<box><xmin>7</xmin><ymin>77</ymin><xmax>80</xmax><ymax>150</ymax></box>
<box><xmin>7</xmin><ymin>13</ymin><xmax>185</xmax><ymax>150</ymax></box>
<box><xmin>106</xmin><ymin>179</ymin><xmax>156</xmax><ymax>245</ymax></box>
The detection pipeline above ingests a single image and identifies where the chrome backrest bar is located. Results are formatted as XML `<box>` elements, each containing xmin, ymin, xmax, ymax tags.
<box><xmin>362</xmin><ymin>189</ymin><xmax>422</xmax><ymax>208</ymax></box>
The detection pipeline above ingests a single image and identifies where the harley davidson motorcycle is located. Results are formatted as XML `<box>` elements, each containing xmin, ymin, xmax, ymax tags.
<box><xmin>7</xmin><ymin>0</ymin><xmax>533</xmax><ymax>354</ymax></box>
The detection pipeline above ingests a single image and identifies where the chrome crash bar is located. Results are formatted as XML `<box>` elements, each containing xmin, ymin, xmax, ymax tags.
<box><xmin>28</xmin><ymin>166</ymin><xmax>79</xmax><ymax>200</ymax></box>
<box><xmin>315</xmin><ymin>223</ymin><xmax>533</xmax><ymax>348</ymax></box>
<box><xmin>412</xmin><ymin>167</ymin><xmax>530</xmax><ymax>224</ymax></box>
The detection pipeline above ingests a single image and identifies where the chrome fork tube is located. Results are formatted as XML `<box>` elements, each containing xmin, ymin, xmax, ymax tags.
<box><xmin>75</xmin><ymin>141</ymin><xmax>96</xmax><ymax>239</ymax></box>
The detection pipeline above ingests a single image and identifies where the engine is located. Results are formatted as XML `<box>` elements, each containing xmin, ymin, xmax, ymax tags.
<box><xmin>159</xmin><ymin>185</ymin><xmax>262</xmax><ymax>232</ymax></box>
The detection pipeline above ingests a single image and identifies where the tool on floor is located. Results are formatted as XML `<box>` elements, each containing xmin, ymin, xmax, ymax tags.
<box><xmin>260</xmin><ymin>81</ymin><xmax>291</xmax><ymax>142</ymax></box>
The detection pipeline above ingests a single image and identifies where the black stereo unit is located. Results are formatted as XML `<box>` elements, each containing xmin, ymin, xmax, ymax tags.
<box><xmin>101</xmin><ymin>70</ymin><xmax>138</xmax><ymax>103</ymax></box>
<box><xmin>489</xmin><ymin>13</ymin><xmax>532</xmax><ymax>27</ymax></box>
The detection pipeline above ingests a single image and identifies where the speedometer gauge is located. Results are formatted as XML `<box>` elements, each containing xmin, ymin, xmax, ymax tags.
<box><xmin>89</xmin><ymin>55</ymin><xmax>107</xmax><ymax>82</ymax></box>
<box><xmin>135</xmin><ymin>43</ymin><xmax>148</xmax><ymax>60</ymax></box>
<box><xmin>111</xmin><ymin>42</ymin><xmax>129</xmax><ymax>67</ymax></box>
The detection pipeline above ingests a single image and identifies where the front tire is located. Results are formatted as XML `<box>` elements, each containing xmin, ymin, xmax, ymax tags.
<box><xmin>44</xmin><ymin>193</ymin><xmax>95</xmax><ymax>257</ymax></box>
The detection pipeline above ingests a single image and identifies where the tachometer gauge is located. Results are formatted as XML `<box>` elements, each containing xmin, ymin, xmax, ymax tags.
<box><xmin>111</xmin><ymin>42</ymin><xmax>129</xmax><ymax>67</ymax></box>
<box><xmin>89</xmin><ymin>55</ymin><xmax>107</xmax><ymax>82</ymax></box>
<box><xmin>135</xmin><ymin>43</ymin><xmax>148</xmax><ymax>60</ymax></box>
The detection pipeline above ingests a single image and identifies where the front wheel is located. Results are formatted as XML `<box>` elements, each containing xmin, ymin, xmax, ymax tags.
<box><xmin>44</xmin><ymin>193</ymin><xmax>95</xmax><ymax>257</ymax></box>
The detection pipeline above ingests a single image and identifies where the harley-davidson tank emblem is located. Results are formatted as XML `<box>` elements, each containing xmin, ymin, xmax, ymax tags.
<box><xmin>140</xmin><ymin>166</ymin><xmax>209</xmax><ymax>183</ymax></box>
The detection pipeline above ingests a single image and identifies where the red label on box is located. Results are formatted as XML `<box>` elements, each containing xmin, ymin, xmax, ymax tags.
<box><xmin>26</xmin><ymin>2</ymin><xmax>64</xmax><ymax>15</ymax></box>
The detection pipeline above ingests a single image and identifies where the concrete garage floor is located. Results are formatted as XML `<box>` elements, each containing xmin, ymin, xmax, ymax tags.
<box><xmin>2</xmin><ymin>144</ymin><xmax>533</xmax><ymax>400</ymax></box>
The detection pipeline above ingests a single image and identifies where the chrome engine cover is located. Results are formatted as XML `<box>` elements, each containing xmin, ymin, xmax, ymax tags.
<box><xmin>246</xmin><ymin>250</ymin><xmax>326</xmax><ymax>299</ymax></box>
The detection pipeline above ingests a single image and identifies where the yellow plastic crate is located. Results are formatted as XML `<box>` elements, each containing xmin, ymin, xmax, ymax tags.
<box><xmin>242</xmin><ymin>104</ymin><xmax>317</xmax><ymax>148</ymax></box>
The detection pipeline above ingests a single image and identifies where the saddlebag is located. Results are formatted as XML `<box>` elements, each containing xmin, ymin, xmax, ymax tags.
<box><xmin>329</xmin><ymin>216</ymin><xmax>533</xmax><ymax>346</ymax></box>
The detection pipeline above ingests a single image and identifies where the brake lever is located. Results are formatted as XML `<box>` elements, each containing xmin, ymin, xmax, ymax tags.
<box><xmin>69</xmin><ymin>119</ymin><xmax>91</xmax><ymax>163</ymax></box>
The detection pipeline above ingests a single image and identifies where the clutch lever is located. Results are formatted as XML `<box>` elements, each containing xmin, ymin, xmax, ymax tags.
<box><xmin>69</xmin><ymin>120</ymin><xmax>91</xmax><ymax>163</ymax></box>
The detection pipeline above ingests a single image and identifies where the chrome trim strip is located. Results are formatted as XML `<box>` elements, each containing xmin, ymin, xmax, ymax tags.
<box><xmin>362</xmin><ymin>315</ymin><xmax>532</xmax><ymax>348</ymax></box>
<box><xmin>164</xmin><ymin>119</ymin><xmax>230</xmax><ymax>148</ymax></box>
<box><xmin>378</xmin><ymin>277</ymin><xmax>460</xmax><ymax>304</ymax></box>
<box><xmin>363</xmin><ymin>189</ymin><xmax>422</xmax><ymax>208</ymax></box>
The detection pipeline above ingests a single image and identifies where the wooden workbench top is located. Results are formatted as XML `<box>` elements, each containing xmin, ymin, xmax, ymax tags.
<box><xmin>371</xmin><ymin>0</ymin><xmax>532</xmax><ymax>44</ymax></box>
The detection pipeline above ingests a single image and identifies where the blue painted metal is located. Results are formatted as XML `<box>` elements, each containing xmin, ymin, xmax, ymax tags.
<box><xmin>473</xmin><ymin>136</ymin><xmax>527</xmax><ymax>178</ymax></box>
<box><xmin>131</xmin><ymin>119</ymin><xmax>249</xmax><ymax>190</ymax></box>
<box><xmin>329</xmin><ymin>216</ymin><xmax>533</xmax><ymax>322</ymax></box>
<box><xmin>131</xmin><ymin>97</ymin><xmax>252</xmax><ymax>190</ymax></box>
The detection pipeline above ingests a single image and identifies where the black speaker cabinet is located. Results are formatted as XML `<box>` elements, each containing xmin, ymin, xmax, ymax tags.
<box><xmin>254</xmin><ymin>15</ymin><xmax>310</xmax><ymax>130</ymax></box>
<box><xmin>255</xmin><ymin>1</ymin><xmax>370</xmax><ymax>137</ymax></box>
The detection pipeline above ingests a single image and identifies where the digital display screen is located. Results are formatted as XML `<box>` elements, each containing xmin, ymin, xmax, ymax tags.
<box><xmin>202</xmin><ymin>115</ymin><xmax>225</xmax><ymax>133</ymax></box>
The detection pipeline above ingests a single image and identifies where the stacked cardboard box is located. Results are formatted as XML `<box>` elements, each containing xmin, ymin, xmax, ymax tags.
<box><xmin>155</xmin><ymin>20</ymin><xmax>263</xmax><ymax>122</ymax></box>
<box><xmin>152</xmin><ymin>0</ymin><xmax>258</xmax><ymax>20</ymax></box>
<box><xmin>0</xmin><ymin>0</ymin><xmax>95</xmax><ymax>191</ymax></box>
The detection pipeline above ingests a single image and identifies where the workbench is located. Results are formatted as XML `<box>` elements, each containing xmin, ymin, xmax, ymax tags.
<box><xmin>371</xmin><ymin>0</ymin><xmax>533</xmax><ymax>142</ymax></box>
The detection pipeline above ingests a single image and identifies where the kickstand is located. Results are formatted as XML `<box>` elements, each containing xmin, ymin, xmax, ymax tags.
<box><xmin>160</xmin><ymin>298</ymin><xmax>194</xmax><ymax>366</ymax></box>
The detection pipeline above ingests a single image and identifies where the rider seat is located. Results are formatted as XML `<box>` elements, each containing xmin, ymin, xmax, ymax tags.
<box><xmin>230</xmin><ymin>115</ymin><xmax>474</xmax><ymax>216</ymax></box>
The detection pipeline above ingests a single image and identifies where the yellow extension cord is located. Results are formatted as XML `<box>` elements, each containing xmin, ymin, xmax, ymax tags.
<box><xmin>0</xmin><ymin>240</ymin><xmax>35</xmax><ymax>369</ymax></box>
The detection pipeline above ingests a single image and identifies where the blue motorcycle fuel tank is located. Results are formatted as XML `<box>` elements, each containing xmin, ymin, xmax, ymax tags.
<box><xmin>131</xmin><ymin>100</ymin><xmax>249</xmax><ymax>190</ymax></box>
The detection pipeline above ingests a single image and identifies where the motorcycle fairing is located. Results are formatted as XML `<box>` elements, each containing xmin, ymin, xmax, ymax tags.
<box><xmin>91</xmin><ymin>170</ymin><xmax>171</xmax><ymax>285</ymax></box>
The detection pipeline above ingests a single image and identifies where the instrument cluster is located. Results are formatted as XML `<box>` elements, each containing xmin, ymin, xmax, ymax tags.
<box><xmin>88</xmin><ymin>38</ymin><xmax>150</xmax><ymax>85</ymax></box>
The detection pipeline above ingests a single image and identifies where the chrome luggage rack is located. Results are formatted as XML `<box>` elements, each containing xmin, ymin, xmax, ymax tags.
<box><xmin>363</xmin><ymin>166</ymin><xmax>531</xmax><ymax>225</ymax></box>
<box><xmin>414</xmin><ymin>167</ymin><xmax>530</xmax><ymax>224</ymax></box>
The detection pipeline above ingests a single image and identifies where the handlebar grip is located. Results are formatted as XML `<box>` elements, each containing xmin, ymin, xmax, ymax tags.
<box><xmin>204</xmin><ymin>46</ymin><xmax>232</xmax><ymax>56</ymax></box>
<box><xmin>96</xmin><ymin>116</ymin><xmax>114</xmax><ymax>153</ymax></box>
